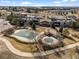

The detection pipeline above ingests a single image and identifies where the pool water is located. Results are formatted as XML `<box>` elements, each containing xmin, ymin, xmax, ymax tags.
<box><xmin>44</xmin><ymin>37</ymin><xmax>54</xmax><ymax>43</ymax></box>
<box><xmin>13</xmin><ymin>30</ymin><xmax>37</xmax><ymax>39</ymax></box>
<box><xmin>42</xmin><ymin>36</ymin><xmax>59</xmax><ymax>45</ymax></box>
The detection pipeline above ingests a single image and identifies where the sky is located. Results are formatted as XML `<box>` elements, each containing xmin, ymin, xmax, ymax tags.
<box><xmin>0</xmin><ymin>0</ymin><xmax>79</xmax><ymax>6</ymax></box>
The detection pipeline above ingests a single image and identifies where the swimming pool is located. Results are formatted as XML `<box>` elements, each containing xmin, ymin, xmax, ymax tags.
<box><xmin>42</xmin><ymin>36</ymin><xmax>59</xmax><ymax>46</ymax></box>
<box><xmin>13</xmin><ymin>30</ymin><xmax>37</xmax><ymax>39</ymax></box>
<box><xmin>11</xmin><ymin>29</ymin><xmax>38</xmax><ymax>43</ymax></box>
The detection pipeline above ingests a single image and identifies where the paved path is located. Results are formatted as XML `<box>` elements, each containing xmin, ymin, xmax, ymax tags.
<box><xmin>0</xmin><ymin>36</ymin><xmax>79</xmax><ymax>57</ymax></box>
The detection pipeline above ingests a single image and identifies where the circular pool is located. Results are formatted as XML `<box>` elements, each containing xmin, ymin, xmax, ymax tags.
<box><xmin>11</xmin><ymin>29</ymin><xmax>38</xmax><ymax>43</ymax></box>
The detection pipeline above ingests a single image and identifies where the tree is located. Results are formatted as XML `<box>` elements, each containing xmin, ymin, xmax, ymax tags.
<box><xmin>35</xmin><ymin>9</ymin><xmax>38</xmax><ymax>13</ymax></box>
<box><xmin>59</xmin><ymin>27</ymin><xmax>63</xmax><ymax>33</ymax></box>
<box><xmin>32</xmin><ymin>22</ymin><xmax>36</xmax><ymax>30</ymax></box>
<box><xmin>11</xmin><ymin>18</ymin><xmax>17</xmax><ymax>25</ymax></box>
<box><xmin>7</xmin><ymin>15</ymin><xmax>14</xmax><ymax>23</ymax></box>
<box><xmin>63</xmin><ymin>28</ymin><xmax>69</xmax><ymax>36</ymax></box>
<box><xmin>0</xmin><ymin>13</ymin><xmax>1</xmax><ymax>17</ymax></box>
<box><xmin>73</xmin><ymin>21</ymin><xmax>79</xmax><ymax>28</ymax></box>
<box><xmin>13</xmin><ymin>7</ymin><xmax>17</xmax><ymax>11</ymax></box>
<box><xmin>50</xmin><ymin>22</ymin><xmax>59</xmax><ymax>32</ymax></box>
<box><xmin>27</xmin><ymin>8</ymin><xmax>31</xmax><ymax>13</ymax></box>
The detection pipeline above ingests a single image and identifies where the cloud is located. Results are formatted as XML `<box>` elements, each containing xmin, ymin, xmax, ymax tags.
<box><xmin>33</xmin><ymin>4</ymin><xmax>49</xmax><ymax>6</ymax></box>
<box><xmin>52</xmin><ymin>0</ymin><xmax>68</xmax><ymax>4</ymax></box>
<box><xmin>21</xmin><ymin>1</ymin><xmax>32</xmax><ymax>5</ymax></box>
<box><xmin>52</xmin><ymin>3</ymin><xmax>79</xmax><ymax>7</ymax></box>
<box><xmin>62</xmin><ymin>0</ymin><xmax>68</xmax><ymax>2</ymax></box>
<box><xmin>52</xmin><ymin>0</ymin><xmax>78</xmax><ymax>6</ymax></box>
<box><xmin>70</xmin><ymin>0</ymin><xmax>77</xmax><ymax>2</ymax></box>
<box><xmin>0</xmin><ymin>0</ymin><xmax>79</xmax><ymax>6</ymax></box>
<box><xmin>0</xmin><ymin>0</ymin><xmax>10</xmax><ymax>3</ymax></box>
<box><xmin>53</xmin><ymin>1</ymin><xmax>61</xmax><ymax>3</ymax></box>
<box><xmin>62</xmin><ymin>0</ymin><xmax>78</xmax><ymax>2</ymax></box>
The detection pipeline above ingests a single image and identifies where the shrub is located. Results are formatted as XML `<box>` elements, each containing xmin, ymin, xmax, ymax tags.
<box><xmin>73</xmin><ymin>21</ymin><xmax>79</xmax><ymax>28</ymax></box>
<box><xmin>63</xmin><ymin>28</ymin><xmax>70</xmax><ymax>36</ymax></box>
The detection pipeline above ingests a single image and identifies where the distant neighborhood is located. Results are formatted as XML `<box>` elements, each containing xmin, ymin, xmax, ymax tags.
<box><xmin>0</xmin><ymin>7</ymin><xmax>79</xmax><ymax>30</ymax></box>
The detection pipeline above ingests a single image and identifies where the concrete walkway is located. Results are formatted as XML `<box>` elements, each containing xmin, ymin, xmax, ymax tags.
<box><xmin>0</xmin><ymin>36</ymin><xmax>79</xmax><ymax>57</ymax></box>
